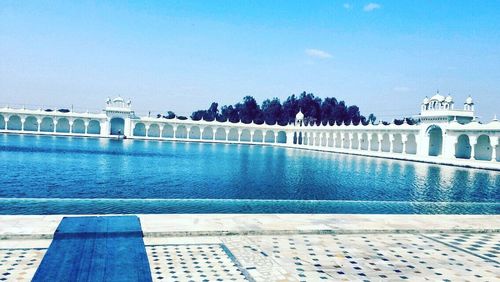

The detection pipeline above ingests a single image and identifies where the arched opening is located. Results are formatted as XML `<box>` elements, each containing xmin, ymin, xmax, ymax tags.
<box><xmin>87</xmin><ymin>120</ymin><xmax>101</xmax><ymax>135</ymax></box>
<box><xmin>334</xmin><ymin>133</ymin><xmax>341</xmax><ymax>148</ymax></box>
<box><xmin>381</xmin><ymin>133</ymin><xmax>391</xmax><ymax>152</ymax></box>
<box><xmin>277</xmin><ymin>131</ymin><xmax>287</xmax><ymax>144</ymax></box>
<box><xmin>264</xmin><ymin>130</ymin><xmax>275</xmax><ymax>143</ymax></box>
<box><xmin>298</xmin><ymin>132</ymin><xmax>303</xmax><ymax>145</ymax></box>
<box><xmin>175</xmin><ymin>125</ymin><xmax>188</xmax><ymax>139</ymax></box>
<box><xmin>148</xmin><ymin>124</ymin><xmax>161</xmax><ymax>138</ymax></box>
<box><xmin>370</xmin><ymin>133</ymin><xmax>379</xmax><ymax>151</ymax></box>
<box><xmin>188</xmin><ymin>126</ymin><xmax>201</xmax><ymax>139</ymax></box>
<box><xmin>406</xmin><ymin>134</ymin><xmax>417</xmax><ymax>154</ymax></box>
<box><xmin>474</xmin><ymin>135</ymin><xmax>492</xmax><ymax>161</ymax></box>
<box><xmin>455</xmin><ymin>134</ymin><xmax>471</xmax><ymax>159</ymax></box>
<box><xmin>360</xmin><ymin>133</ymin><xmax>369</xmax><ymax>150</ymax></box>
<box><xmin>227</xmin><ymin>128</ymin><xmax>239</xmax><ymax>141</ymax></box>
<box><xmin>327</xmin><ymin>132</ymin><xmax>334</xmax><ymax>147</ymax></box>
<box><xmin>215</xmin><ymin>128</ymin><xmax>227</xmax><ymax>141</ymax></box>
<box><xmin>39</xmin><ymin>117</ymin><xmax>54</xmax><ymax>132</ymax></box>
<box><xmin>161</xmin><ymin>124</ymin><xmax>174</xmax><ymax>138</ymax></box>
<box><xmin>24</xmin><ymin>116</ymin><xmax>38</xmax><ymax>131</ymax></box>
<box><xmin>202</xmin><ymin>127</ymin><xmax>214</xmax><ymax>140</ymax></box>
<box><xmin>240</xmin><ymin>129</ymin><xmax>251</xmax><ymax>142</ymax></box>
<box><xmin>7</xmin><ymin>115</ymin><xmax>22</xmax><ymax>131</ymax></box>
<box><xmin>351</xmin><ymin>134</ymin><xmax>360</xmax><ymax>149</ymax></box>
<box><xmin>133</xmin><ymin>123</ymin><xmax>146</xmax><ymax>137</ymax></box>
<box><xmin>110</xmin><ymin>118</ymin><xmax>125</xmax><ymax>135</ymax></box>
<box><xmin>427</xmin><ymin>125</ymin><xmax>443</xmax><ymax>156</ymax></box>
<box><xmin>252</xmin><ymin>130</ymin><xmax>264</xmax><ymax>142</ymax></box>
<box><xmin>343</xmin><ymin>135</ymin><xmax>350</xmax><ymax>149</ymax></box>
<box><xmin>321</xmin><ymin>133</ymin><xmax>327</xmax><ymax>147</ymax></box>
<box><xmin>392</xmin><ymin>134</ymin><xmax>403</xmax><ymax>153</ymax></box>
<box><xmin>72</xmin><ymin>119</ymin><xmax>85</xmax><ymax>134</ymax></box>
<box><xmin>0</xmin><ymin>115</ymin><xmax>5</xmax><ymax>129</ymax></box>
<box><xmin>56</xmin><ymin>118</ymin><xmax>70</xmax><ymax>133</ymax></box>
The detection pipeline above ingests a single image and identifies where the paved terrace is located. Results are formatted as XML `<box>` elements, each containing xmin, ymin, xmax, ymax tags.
<box><xmin>0</xmin><ymin>214</ymin><xmax>499</xmax><ymax>281</ymax></box>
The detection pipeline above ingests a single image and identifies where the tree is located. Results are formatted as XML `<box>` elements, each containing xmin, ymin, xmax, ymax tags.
<box><xmin>368</xmin><ymin>113</ymin><xmax>377</xmax><ymax>125</ymax></box>
<box><xmin>261</xmin><ymin>98</ymin><xmax>283</xmax><ymax>125</ymax></box>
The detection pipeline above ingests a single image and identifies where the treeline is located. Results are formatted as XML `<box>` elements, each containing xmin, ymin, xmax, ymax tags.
<box><xmin>171</xmin><ymin>92</ymin><xmax>377</xmax><ymax>126</ymax></box>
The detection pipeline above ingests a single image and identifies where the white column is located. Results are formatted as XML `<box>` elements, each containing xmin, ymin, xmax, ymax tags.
<box><xmin>172</xmin><ymin>126</ymin><xmax>177</xmax><ymax>139</ymax></box>
<box><xmin>490</xmin><ymin>137</ymin><xmax>498</xmax><ymax>162</ymax></box>
<box><xmin>238</xmin><ymin>129</ymin><xmax>242</xmax><ymax>142</ymax></box>
<box><xmin>212</xmin><ymin>128</ymin><xmax>216</xmax><ymax>140</ymax></box>
<box><xmin>401</xmin><ymin>134</ymin><xmax>408</xmax><ymax>154</ymax></box>
<box><xmin>250</xmin><ymin>130</ymin><xmax>255</xmax><ymax>142</ymax></box>
<box><xmin>53</xmin><ymin>119</ymin><xmax>58</xmax><ymax>133</ymax></box>
<box><xmin>225</xmin><ymin>128</ymin><xmax>229</xmax><ymax>141</ymax></box>
<box><xmin>469</xmin><ymin>136</ymin><xmax>477</xmax><ymax>160</ymax></box>
<box><xmin>378</xmin><ymin>134</ymin><xmax>383</xmax><ymax>152</ymax></box>
<box><xmin>69</xmin><ymin>120</ymin><xmax>73</xmax><ymax>134</ymax></box>
<box><xmin>389</xmin><ymin>135</ymin><xmax>395</xmax><ymax>153</ymax></box>
<box><xmin>274</xmin><ymin>132</ymin><xmax>279</xmax><ymax>144</ymax></box>
<box><xmin>312</xmin><ymin>132</ymin><xmax>317</xmax><ymax>146</ymax></box>
<box><xmin>4</xmin><ymin>117</ymin><xmax>8</xmax><ymax>130</ymax></box>
<box><xmin>84</xmin><ymin>121</ymin><xmax>89</xmax><ymax>134</ymax></box>
<box><xmin>145</xmin><ymin>124</ymin><xmax>150</xmax><ymax>137</ymax></box>
<box><xmin>21</xmin><ymin>118</ymin><xmax>25</xmax><ymax>131</ymax></box>
<box><xmin>160</xmin><ymin>125</ymin><xmax>165</xmax><ymax>138</ymax></box>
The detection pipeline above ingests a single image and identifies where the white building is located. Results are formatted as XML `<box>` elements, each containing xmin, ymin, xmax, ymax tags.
<box><xmin>0</xmin><ymin>94</ymin><xmax>499</xmax><ymax>170</ymax></box>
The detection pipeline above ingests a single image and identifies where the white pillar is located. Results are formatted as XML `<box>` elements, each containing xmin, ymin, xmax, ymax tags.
<box><xmin>274</xmin><ymin>132</ymin><xmax>279</xmax><ymax>144</ymax></box>
<box><xmin>160</xmin><ymin>125</ymin><xmax>165</xmax><ymax>138</ymax></box>
<box><xmin>37</xmin><ymin>119</ymin><xmax>41</xmax><ymax>132</ymax></box>
<box><xmin>250</xmin><ymin>130</ymin><xmax>255</xmax><ymax>142</ymax></box>
<box><xmin>225</xmin><ymin>128</ymin><xmax>229</xmax><ymax>141</ymax></box>
<box><xmin>84</xmin><ymin>121</ymin><xmax>89</xmax><ymax>134</ymax></box>
<box><xmin>4</xmin><ymin>117</ymin><xmax>8</xmax><ymax>130</ymax></box>
<box><xmin>238</xmin><ymin>129</ymin><xmax>242</xmax><ymax>142</ymax></box>
<box><xmin>21</xmin><ymin>118</ymin><xmax>25</xmax><ymax>131</ymax></box>
<box><xmin>69</xmin><ymin>120</ymin><xmax>73</xmax><ymax>134</ymax></box>
<box><xmin>378</xmin><ymin>134</ymin><xmax>383</xmax><ymax>152</ymax></box>
<box><xmin>53</xmin><ymin>119</ymin><xmax>58</xmax><ymax>133</ymax></box>
<box><xmin>172</xmin><ymin>126</ymin><xmax>177</xmax><ymax>139</ymax></box>
<box><xmin>490</xmin><ymin>137</ymin><xmax>498</xmax><ymax>162</ymax></box>
<box><xmin>469</xmin><ymin>136</ymin><xmax>477</xmax><ymax>160</ymax></box>
<box><xmin>145</xmin><ymin>124</ymin><xmax>150</xmax><ymax>137</ymax></box>
<box><xmin>389</xmin><ymin>135</ymin><xmax>395</xmax><ymax>153</ymax></box>
<box><xmin>401</xmin><ymin>134</ymin><xmax>408</xmax><ymax>154</ymax></box>
<box><xmin>212</xmin><ymin>128</ymin><xmax>216</xmax><ymax>140</ymax></box>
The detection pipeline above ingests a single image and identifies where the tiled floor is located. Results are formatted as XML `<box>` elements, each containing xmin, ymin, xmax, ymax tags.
<box><xmin>1</xmin><ymin>232</ymin><xmax>498</xmax><ymax>281</ymax></box>
<box><xmin>0</xmin><ymin>248</ymin><xmax>46</xmax><ymax>281</ymax></box>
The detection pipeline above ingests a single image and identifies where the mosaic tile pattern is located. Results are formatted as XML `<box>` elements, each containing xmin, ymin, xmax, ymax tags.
<box><xmin>427</xmin><ymin>233</ymin><xmax>500</xmax><ymax>262</ymax></box>
<box><xmin>0</xmin><ymin>248</ymin><xmax>46</xmax><ymax>281</ymax></box>
<box><xmin>222</xmin><ymin>233</ymin><xmax>500</xmax><ymax>281</ymax></box>
<box><xmin>146</xmin><ymin>244</ymin><xmax>249</xmax><ymax>281</ymax></box>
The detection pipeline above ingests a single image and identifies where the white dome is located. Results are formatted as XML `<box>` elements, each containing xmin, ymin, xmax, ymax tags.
<box><xmin>422</xmin><ymin>97</ymin><xmax>429</xmax><ymax>104</ymax></box>
<box><xmin>430</xmin><ymin>93</ymin><xmax>445</xmax><ymax>102</ymax></box>
<box><xmin>465</xmin><ymin>96</ymin><xmax>474</xmax><ymax>104</ymax></box>
<box><xmin>296</xmin><ymin>110</ymin><xmax>304</xmax><ymax>120</ymax></box>
<box><xmin>445</xmin><ymin>95</ymin><xmax>453</xmax><ymax>103</ymax></box>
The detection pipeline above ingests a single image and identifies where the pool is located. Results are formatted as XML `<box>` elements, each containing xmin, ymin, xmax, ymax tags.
<box><xmin>0</xmin><ymin>134</ymin><xmax>498</xmax><ymax>214</ymax></box>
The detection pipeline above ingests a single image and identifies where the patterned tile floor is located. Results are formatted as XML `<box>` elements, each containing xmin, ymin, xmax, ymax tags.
<box><xmin>0</xmin><ymin>248</ymin><xmax>46</xmax><ymax>281</ymax></box>
<box><xmin>1</xmin><ymin>232</ymin><xmax>499</xmax><ymax>281</ymax></box>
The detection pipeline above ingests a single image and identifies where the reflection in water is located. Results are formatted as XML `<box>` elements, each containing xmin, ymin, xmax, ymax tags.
<box><xmin>0</xmin><ymin>134</ymin><xmax>498</xmax><ymax>215</ymax></box>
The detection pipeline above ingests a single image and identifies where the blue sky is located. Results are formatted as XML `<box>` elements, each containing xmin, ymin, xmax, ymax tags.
<box><xmin>1</xmin><ymin>1</ymin><xmax>499</xmax><ymax>120</ymax></box>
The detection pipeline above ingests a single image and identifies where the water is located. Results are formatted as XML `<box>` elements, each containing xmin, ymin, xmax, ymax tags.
<box><xmin>0</xmin><ymin>134</ymin><xmax>498</xmax><ymax>214</ymax></box>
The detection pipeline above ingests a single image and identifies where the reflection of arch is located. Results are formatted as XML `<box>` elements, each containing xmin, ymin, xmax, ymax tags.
<box><xmin>202</xmin><ymin>126</ymin><xmax>214</xmax><ymax>140</ymax></box>
<box><xmin>72</xmin><ymin>119</ymin><xmax>85</xmax><ymax>133</ymax></box>
<box><xmin>110</xmin><ymin>117</ymin><xmax>125</xmax><ymax>135</ymax></box>
<box><xmin>370</xmin><ymin>133</ymin><xmax>379</xmax><ymax>151</ymax></box>
<box><xmin>56</xmin><ymin>118</ymin><xmax>70</xmax><ymax>133</ymax></box>
<box><xmin>227</xmin><ymin>128</ymin><xmax>239</xmax><ymax>141</ymax></box>
<box><xmin>162</xmin><ymin>124</ymin><xmax>174</xmax><ymax>138</ymax></box>
<box><xmin>264</xmin><ymin>130</ymin><xmax>275</xmax><ymax>143</ymax></box>
<box><xmin>427</xmin><ymin>125</ymin><xmax>443</xmax><ymax>156</ymax></box>
<box><xmin>277</xmin><ymin>131</ymin><xmax>286</xmax><ymax>144</ymax></box>
<box><xmin>474</xmin><ymin>135</ymin><xmax>492</xmax><ymax>161</ymax></box>
<box><xmin>455</xmin><ymin>134</ymin><xmax>471</xmax><ymax>159</ymax></box>
<box><xmin>253</xmin><ymin>130</ymin><xmax>264</xmax><ymax>142</ymax></box>
<box><xmin>133</xmin><ymin>123</ymin><xmax>146</xmax><ymax>136</ymax></box>
<box><xmin>175</xmin><ymin>125</ymin><xmax>188</xmax><ymax>139</ymax></box>
<box><xmin>40</xmin><ymin>117</ymin><xmax>54</xmax><ymax>132</ymax></box>
<box><xmin>148</xmin><ymin>124</ymin><xmax>161</xmax><ymax>137</ymax></box>
<box><xmin>215</xmin><ymin>128</ymin><xmax>226</xmax><ymax>140</ymax></box>
<box><xmin>87</xmin><ymin>120</ymin><xmax>101</xmax><ymax>134</ymax></box>
<box><xmin>240</xmin><ymin>129</ymin><xmax>251</xmax><ymax>142</ymax></box>
<box><xmin>406</xmin><ymin>134</ymin><xmax>417</xmax><ymax>154</ymax></box>
<box><xmin>189</xmin><ymin>126</ymin><xmax>201</xmax><ymax>139</ymax></box>
<box><xmin>381</xmin><ymin>133</ymin><xmax>391</xmax><ymax>152</ymax></box>
<box><xmin>24</xmin><ymin>116</ymin><xmax>38</xmax><ymax>131</ymax></box>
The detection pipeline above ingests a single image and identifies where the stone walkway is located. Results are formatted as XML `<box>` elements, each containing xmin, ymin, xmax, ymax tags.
<box><xmin>0</xmin><ymin>214</ymin><xmax>499</xmax><ymax>281</ymax></box>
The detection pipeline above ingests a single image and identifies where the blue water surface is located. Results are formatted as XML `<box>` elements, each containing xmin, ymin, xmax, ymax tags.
<box><xmin>0</xmin><ymin>134</ymin><xmax>498</xmax><ymax>214</ymax></box>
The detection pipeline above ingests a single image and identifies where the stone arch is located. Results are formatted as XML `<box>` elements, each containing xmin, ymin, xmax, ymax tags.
<box><xmin>240</xmin><ymin>129</ymin><xmax>251</xmax><ymax>142</ymax></box>
<box><xmin>264</xmin><ymin>130</ymin><xmax>275</xmax><ymax>143</ymax></box>
<box><xmin>148</xmin><ymin>124</ymin><xmax>161</xmax><ymax>138</ymax></box>
<box><xmin>202</xmin><ymin>126</ymin><xmax>214</xmax><ymax>140</ymax></box>
<box><xmin>381</xmin><ymin>133</ymin><xmax>391</xmax><ymax>152</ymax></box>
<box><xmin>215</xmin><ymin>128</ymin><xmax>227</xmax><ymax>140</ymax></box>
<box><xmin>392</xmin><ymin>134</ymin><xmax>403</xmax><ymax>153</ymax></box>
<box><xmin>175</xmin><ymin>125</ymin><xmax>188</xmax><ymax>139</ymax></box>
<box><xmin>252</xmin><ymin>130</ymin><xmax>264</xmax><ymax>142</ymax></box>
<box><xmin>455</xmin><ymin>134</ymin><xmax>471</xmax><ymax>159</ymax></box>
<box><xmin>360</xmin><ymin>133</ymin><xmax>369</xmax><ymax>150</ymax></box>
<box><xmin>161</xmin><ymin>124</ymin><xmax>174</xmax><ymax>138</ymax></box>
<box><xmin>370</xmin><ymin>133</ymin><xmax>379</xmax><ymax>151</ymax></box>
<box><xmin>39</xmin><ymin>117</ymin><xmax>54</xmax><ymax>132</ymax></box>
<box><xmin>56</xmin><ymin>118</ymin><xmax>70</xmax><ymax>133</ymax></box>
<box><xmin>24</xmin><ymin>116</ymin><xmax>38</xmax><ymax>131</ymax></box>
<box><xmin>227</xmin><ymin>128</ymin><xmax>239</xmax><ymax>141</ymax></box>
<box><xmin>189</xmin><ymin>126</ymin><xmax>201</xmax><ymax>139</ymax></box>
<box><xmin>427</xmin><ymin>125</ymin><xmax>443</xmax><ymax>156</ymax></box>
<box><xmin>474</xmin><ymin>135</ymin><xmax>492</xmax><ymax>161</ymax></box>
<box><xmin>110</xmin><ymin>117</ymin><xmax>125</xmax><ymax>135</ymax></box>
<box><xmin>406</xmin><ymin>134</ymin><xmax>417</xmax><ymax>154</ymax></box>
<box><xmin>0</xmin><ymin>114</ymin><xmax>5</xmax><ymax>129</ymax></box>
<box><xmin>72</xmin><ymin>119</ymin><xmax>85</xmax><ymax>134</ymax></box>
<box><xmin>277</xmin><ymin>131</ymin><xmax>287</xmax><ymax>144</ymax></box>
<box><xmin>133</xmin><ymin>123</ymin><xmax>146</xmax><ymax>137</ymax></box>
<box><xmin>87</xmin><ymin>120</ymin><xmax>101</xmax><ymax>135</ymax></box>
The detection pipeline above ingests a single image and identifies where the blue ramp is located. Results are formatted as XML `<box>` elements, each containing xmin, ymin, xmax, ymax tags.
<box><xmin>33</xmin><ymin>216</ymin><xmax>152</xmax><ymax>282</ymax></box>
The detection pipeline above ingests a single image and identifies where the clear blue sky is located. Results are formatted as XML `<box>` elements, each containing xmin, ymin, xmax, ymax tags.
<box><xmin>1</xmin><ymin>1</ymin><xmax>499</xmax><ymax>120</ymax></box>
